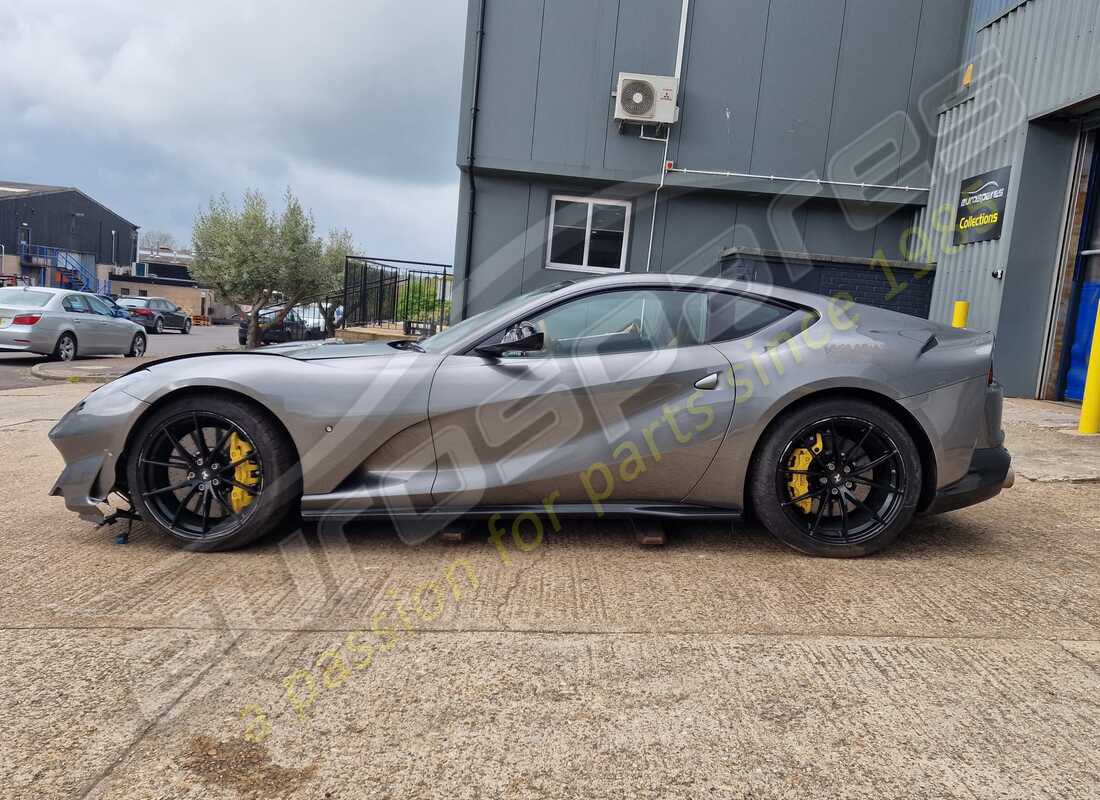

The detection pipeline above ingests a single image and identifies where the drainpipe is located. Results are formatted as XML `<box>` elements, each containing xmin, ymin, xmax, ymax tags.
<box><xmin>673</xmin><ymin>0</ymin><xmax>689</xmax><ymax>83</ymax></box>
<box><xmin>459</xmin><ymin>0</ymin><xmax>487</xmax><ymax>321</ymax></box>
<box><xmin>644</xmin><ymin>0</ymin><xmax>689</xmax><ymax>273</ymax></box>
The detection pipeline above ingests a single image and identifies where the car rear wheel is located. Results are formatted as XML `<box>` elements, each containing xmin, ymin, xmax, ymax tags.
<box><xmin>749</xmin><ymin>398</ymin><xmax>922</xmax><ymax>558</ymax></box>
<box><xmin>154</xmin><ymin>317</ymin><xmax>165</xmax><ymax>334</ymax></box>
<box><xmin>126</xmin><ymin>395</ymin><xmax>301</xmax><ymax>551</ymax></box>
<box><xmin>126</xmin><ymin>333</ymin><xmax>146</xmax><ymax>358</ymax></box>
<box><xmin>51</xmin><ymin>332</ymin><xmax>77</xmax><ymax>362</ymax></box>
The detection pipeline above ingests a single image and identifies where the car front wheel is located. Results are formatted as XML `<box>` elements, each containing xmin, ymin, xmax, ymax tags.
<box><xmin>126</xmin><ymin>394</ymin><xmax>302</xmax><ymax>551</ymax></box>
<box><xmin>750</xmin><ymin>398</ymin><xmax>922</xmax><ymax>558</ymax></box>
<box><xmin>182</xmin><ymin>319</ymin><xmax>192</xmax><ymax>334</ymax></box>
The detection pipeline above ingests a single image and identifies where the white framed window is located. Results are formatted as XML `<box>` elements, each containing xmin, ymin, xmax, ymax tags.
<box><xmin>546</xmin><ymin>195</ymin><xmax>631</xmax><ymax>273</ymax></box>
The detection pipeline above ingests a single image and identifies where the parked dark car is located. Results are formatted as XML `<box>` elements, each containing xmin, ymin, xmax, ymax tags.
<box><xmin>117</xmin><ymin>297</ymin><xmax>192</xmax><ymax>334</ymax></box>
<box><xmin>239</xmin><ymin>307</ymin><xmax>307</xmax><ymax>346</ymax></box>
<box><xmin>99</xmin><ymin>295</ymin><xmax>132</xmax><ymax>320</ymax></box>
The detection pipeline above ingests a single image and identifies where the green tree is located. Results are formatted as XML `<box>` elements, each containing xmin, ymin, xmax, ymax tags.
<box><xmin>191</xmin><ymin>191</ymin><xmax>277</xmax><ymax>349</ymax></box>
<box><xmin>397</xmin><ymin>276</ymin><xmax>449</xmax><ymax>327</ymax></box>
<box><xmin>191</xmin><ymin>189</ymin><xmax>354</xmax><ymax>348</ymax></box>
<box><xmin>266</xmin><ymin>190</ymin><xmax>323</xmax><ymax>331</ymax></box>
<box><xmin>318</xmin><ymin>228</ymin><xmax>356</xmax><ymax>335</ymax></box>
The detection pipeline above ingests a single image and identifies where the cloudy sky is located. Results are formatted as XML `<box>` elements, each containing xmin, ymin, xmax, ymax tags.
<box><xmin>0</xmin><ymin>0</ymin><xmax>467</xmax><ymax>262</ymax></box>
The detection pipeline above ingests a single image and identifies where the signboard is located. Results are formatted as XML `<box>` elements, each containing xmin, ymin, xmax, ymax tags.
<box><xmin>954</xmin><ymin>166</ymin><xmax>1011</xmax><ymax>245</ymax></box>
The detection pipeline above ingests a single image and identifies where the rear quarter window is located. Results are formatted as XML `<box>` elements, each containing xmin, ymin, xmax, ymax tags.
<box><xmin>706</xmin><ymin>292</ymin><xmax>794</xmax><ymax>342</ymax></box>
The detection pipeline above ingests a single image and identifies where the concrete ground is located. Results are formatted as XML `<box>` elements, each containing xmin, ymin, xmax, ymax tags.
<box><xmin>0</xmin><ymin>324</ymin><xmax>239</xmax><ymax>389</ymax></box>
<box><xmin>1</xmin><ymin>385</ymin><xmax>1098</xmax><ymax>799</ymax></box>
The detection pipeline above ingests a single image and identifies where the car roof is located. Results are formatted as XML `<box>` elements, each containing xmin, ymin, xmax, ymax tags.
<box><xmin>0</xmin><ymin>285</ymin><xmax>68</xmax><ymax>295</ymax></box>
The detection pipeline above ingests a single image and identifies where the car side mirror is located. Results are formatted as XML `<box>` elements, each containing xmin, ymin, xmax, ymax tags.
<box><xmin>476</xmin><ymin>322</ymin><xmax>544</xmax><ymax>357</ymax></box>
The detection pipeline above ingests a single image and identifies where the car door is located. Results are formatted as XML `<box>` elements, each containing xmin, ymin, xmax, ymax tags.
<box><xmin>427</xmin><ymin>287</ymin><xmax>736</xmax><ymax>511</ymax></box>
<box><xmin>167</xmin><ymin>301</ymin><xmax>187</xmax><ymax>328</ymax></box>
<box><xmin>84</xmin><ymin>294</ymin><xmax>130</xmax><ymax>353</ymax></box>
<box><xmin>149</xmin><ymin>299</ymin><xmax>168</xmax><ymax>327</ymax></box>
<box><xmin>60</xmin><ymin>294</ymin><xmax>104</xmax><ymax>354</ymax></box>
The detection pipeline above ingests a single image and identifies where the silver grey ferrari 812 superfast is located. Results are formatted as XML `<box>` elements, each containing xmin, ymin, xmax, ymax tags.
<box><xmin>49</xmin><ymin>274</ymin><xmax>1012</xmax><ymax>557</ymax></box>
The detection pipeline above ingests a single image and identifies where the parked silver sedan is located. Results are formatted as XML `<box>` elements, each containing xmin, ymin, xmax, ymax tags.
<box><xmin>0</xmin><ymin>286</ymin><xmax>147</xmax><ymax>361</ymax></box>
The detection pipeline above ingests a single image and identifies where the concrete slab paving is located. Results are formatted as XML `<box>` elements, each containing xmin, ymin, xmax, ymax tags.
<box><xmin>1002</xmin><ymin>398</ymin><xmax>1100</xmax><ymax>483</ymax></box>
<box><xmin>1</xmin><ymin>384</ymin><xmax>1098</xmax><ymax>799</ymax></box>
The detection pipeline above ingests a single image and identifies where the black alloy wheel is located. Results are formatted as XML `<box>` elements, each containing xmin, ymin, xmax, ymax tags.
<box><xmin>750</xmin><ymin>398</ymin><xmax>922</xmax><ymax>557</ymax></box>
<box><xmin>775</xmin><ymin>416</ymin><xmax>906</xmax><ymax>546</ymax></box>
<box><xmin>126</xmin><ymin>395</ymin><xmax>301</xmax><ymax>551</ymax></box>
<box><xmin>136</xmin><ymin>411</ymin><xmax>262</xmax><ymax>541</ymax></box>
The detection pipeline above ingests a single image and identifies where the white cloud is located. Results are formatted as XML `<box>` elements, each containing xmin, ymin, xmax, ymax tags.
<box><xmin>0</xmin><ymin>0</ymin><xmax>467</xmax><ymax>261</ymax></box>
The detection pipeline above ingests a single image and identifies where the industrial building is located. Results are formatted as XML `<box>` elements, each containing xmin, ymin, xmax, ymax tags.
<box><xmin>0</xmin><ymin>181</ymin><xmax>138</xmax><ymax>294</ymax></box>
<box><xmin>452</xmin><ymin>0</ymin><xmax>1100</xmax><ymax>399</ymax></box>
<box><xmin>920</xmin><ymin>0</ymin><xmax>1100</xmax><ymax>399</ymax></box>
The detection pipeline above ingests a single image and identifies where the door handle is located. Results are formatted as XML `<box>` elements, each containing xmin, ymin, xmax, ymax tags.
<box><xmin>694</xmin><ymin>372</ymin><xmax>719</xmax><ymax>390</ymax></box>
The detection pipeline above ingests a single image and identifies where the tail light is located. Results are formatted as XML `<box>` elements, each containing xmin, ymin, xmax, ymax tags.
<box><xmin>131</xmin><ymin>308</ymin><xmax>153</xmax><ymax>317</ymax></box>
<box><xmin>12</xmin><ymin>313</ymin><xmax>42</xmax><ymax>326</ymax></box>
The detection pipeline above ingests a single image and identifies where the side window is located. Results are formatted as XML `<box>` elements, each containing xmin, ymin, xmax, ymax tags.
<box><xmin>85</xmin><ymin>296</ymin><xmax>114</xmax><ymax>316</ymax></box>
<box><xmin>503</xmin><ymin>289</ymin><xmax>708</xmax><ymax>357</ymax></box>
<box><xmin>546</xmin><ymin>196</ymin><xmax>630</xmax><ymax>273</ymax></box>
<box><xmin>706</xmin><ymin>292</ymin><xmax>793</xmax><ymax>342</ymax></box>
<box><xmin>62</xmin><ymin>295</ymin><xmax>89</xmax><ymax>313</ymax></box>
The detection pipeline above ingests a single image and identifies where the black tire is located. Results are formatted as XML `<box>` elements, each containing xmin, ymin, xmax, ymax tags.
<box><xmin>126</xmin><ymin>333</ymin><xmax>146</xmax><ymax>358</ymax></box>
<box><xmin>749</xmin><ymin>397</ymin><xmax>922</xmax><ymax>558</ymax></box>
<box><xmin>182</xmin><ymin>319</ymin><xmax>192</xmax><ymax>334</ymax></box>
<box><xmin>154</xmin><ymin>317</ymin><xmax>165</xmax><ymax>334</ymax></box>
<box><xmin>51</xmin><ymin>332</ymin><xmax>78</xmax><ymax>362</ymax></box>
<box><xmin>126</xmin><ymin>394</ymin><xmax>301</xmax><ymax>551</ymax></box>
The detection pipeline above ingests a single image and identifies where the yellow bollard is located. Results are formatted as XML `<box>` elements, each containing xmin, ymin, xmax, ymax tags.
<box><xmin>951</xmin><ymin>300</ymin><xmax>970</xmax><ymax>329</ymax></box>
<box><xmin>1078</xmin><ymin>303</ymin><xmax>1100</xmax><ymax>435</ymax></box>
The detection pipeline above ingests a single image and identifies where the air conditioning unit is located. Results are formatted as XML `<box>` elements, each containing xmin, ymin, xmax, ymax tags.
<box><xmin>614</xmin><ymin>72</ymin><xmax>679</xmax><ymax>125</ymax></box>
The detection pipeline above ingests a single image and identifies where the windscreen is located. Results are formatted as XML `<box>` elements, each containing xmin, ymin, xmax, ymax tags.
<box><xmin>419</xmin><ymin>281</ymin><xmax>573</xmax><ymax>353</ymax></box>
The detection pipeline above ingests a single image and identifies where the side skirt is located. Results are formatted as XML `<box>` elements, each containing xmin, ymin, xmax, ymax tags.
<box><xmin>299</xmin><ymin>502</ymin><xmax>743</xmax><ymax>522</ymax></box>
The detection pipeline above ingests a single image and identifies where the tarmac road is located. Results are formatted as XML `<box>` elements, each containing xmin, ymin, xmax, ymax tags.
<box><xmin>0</xmin><ymin>384</ymin><xmax>1098</xmax><ymax>799</ymax></box>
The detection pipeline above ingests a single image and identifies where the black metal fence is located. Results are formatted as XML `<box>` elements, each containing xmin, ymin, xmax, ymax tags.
<box><xmin>241</xmin><ymin>257</ymin><xmax>453</xmax><ymax>347</ymax></box>
<box><xmin>342</xmin><ymin>257</ymin><xmax>453</xmax><ymax>336</ymax></box>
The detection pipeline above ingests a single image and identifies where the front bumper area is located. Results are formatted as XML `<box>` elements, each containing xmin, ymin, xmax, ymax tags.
<box><xmin>925</xmin><ymin>446</ymin><xmax>1012</xmax><ymax>515</ymax></box>
<box><xmin>48</xmin><ymin>386</ymin><xmax>150</xmax><ymax>522</ymax></box>
<box><xmin>49</xmin><ymin>453</ymin><xmax>111</xmax><ymax>522</ymax></box>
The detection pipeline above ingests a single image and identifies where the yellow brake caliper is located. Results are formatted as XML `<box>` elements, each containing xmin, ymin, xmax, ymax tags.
<box><xmin>787</xmin><ymin>433</ymin><xmax>824</xmax><ymax>513</ymax></box>
<box><xmin>228</xmin><ymin>433</ymin><xmax>260</xmax><ymax>513</ymax></box>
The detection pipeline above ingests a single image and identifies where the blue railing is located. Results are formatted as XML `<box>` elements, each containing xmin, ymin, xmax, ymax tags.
<box><xmin>18</xmin><ymin>243</ymin><xmax>106</xmax><ymax>293</ymax></box>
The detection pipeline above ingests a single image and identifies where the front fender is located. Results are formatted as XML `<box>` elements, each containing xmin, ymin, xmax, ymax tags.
<box><xmin>118</xmin><ymin>352</ymin><xmax>444</xmax><ymax>496</ymax></box>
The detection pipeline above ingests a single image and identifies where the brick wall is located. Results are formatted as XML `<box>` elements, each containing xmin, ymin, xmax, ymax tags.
<box><xmin>111</xmin><ymin>280</ymin><xmax>205</xmax><ymax>315</ymax></box>
<box><xmin>721</xmin><ymin>250</ymin><xmax>934</xmax><ymax>319</ymax></box>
